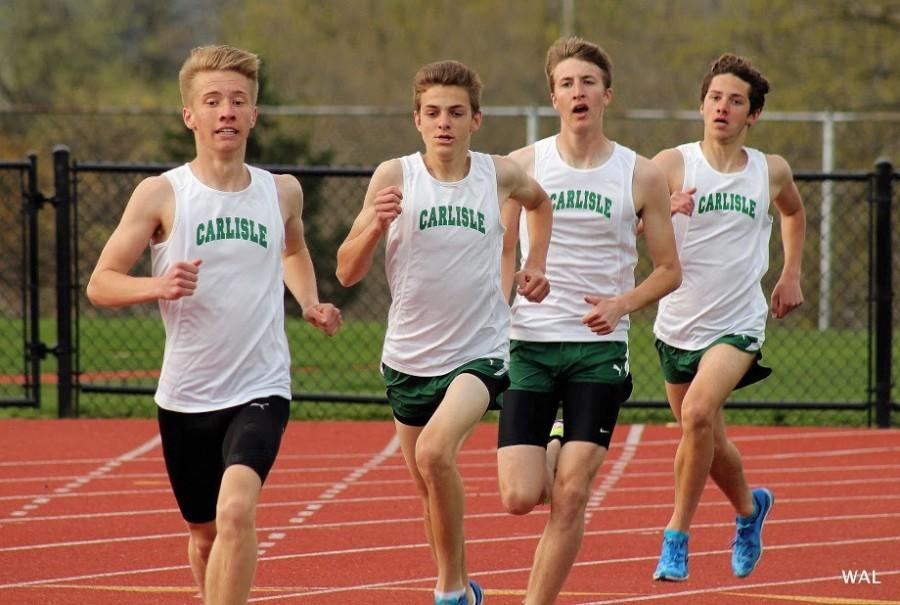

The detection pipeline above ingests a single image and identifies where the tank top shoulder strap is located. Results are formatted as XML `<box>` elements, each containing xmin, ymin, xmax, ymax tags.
<box><xmin>610</xmin><ymin>142</ymin><xmax>637</xmax><ymax>175</ymax></box>
<box><xmin>162</xmin><ymin>163</ymin><xmax>191</xmax><ymax>192</ymax></box>
<box><xmin>532</xmin><ymin>136</ymin><xmax>558</xmax><ymax>181</ymax></box>
<box><xmin>469</xmin><ymin>150</ymin><xmax>494</xmax><ymax>177</ymax></box>
<box><xmin>399</xmin><ymin>152</ymin><xmax>422</xmax><ymax>185</ymax></box>
<box><xmin>612</xmin><ymin>143</ymin><xmax>637</xmax><ymax>215</ymax></box>
<box><xmin>744</xmin><ymin>147</ymin><xmax>767</xmax><ymax>173</ymax></box>
<box><xmin>247</xmin><ymin>164</ymin><xmax>279</xmax><ymax>204</ymax></box>
<box><xmin>676</xmin><ymin>141</ymin><xmax>702</xmax><ymax>165</ymax></box>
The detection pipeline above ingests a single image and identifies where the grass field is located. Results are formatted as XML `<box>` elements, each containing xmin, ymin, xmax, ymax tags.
<box><xmin>0</xmin><ymin>316</ymin><xmax>889</xmax><ymax>426</ymax></box>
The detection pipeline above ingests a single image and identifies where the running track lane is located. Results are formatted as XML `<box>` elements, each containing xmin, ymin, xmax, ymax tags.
<box><xmin>1</xmin><ymin>420</ymin><xmax>898</xmax><ymax>604</ymax></box>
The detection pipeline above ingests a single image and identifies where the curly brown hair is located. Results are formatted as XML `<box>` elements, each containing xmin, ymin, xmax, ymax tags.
<box><xmin>700</xmin><ymin>53</ymin><xmax>770</xmax><ymax>115</ymax></box>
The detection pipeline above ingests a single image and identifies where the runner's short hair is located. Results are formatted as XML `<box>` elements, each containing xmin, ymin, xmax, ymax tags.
<box><xmin>545</xmin><ymin>37</ymin><xmax>613</xmax><ymax>91</ymax></box>
<box><xmin>413</xmin><ymin>60</ymin><xmax>483</xmax><ymax>115</ymax></box>
<box><xmin>179</xmin><ymin>45</ymin><xmax>260</xmax><ymax>106</ymax></box>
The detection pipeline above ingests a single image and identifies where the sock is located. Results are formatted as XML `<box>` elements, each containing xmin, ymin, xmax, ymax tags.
<box><xmin>740</xmin><ymin>500</ymin><xmax>759</xmax><ymax>522</ymax></box>
<box><xmin>434</xmin><ymin>587</ymin><xmax>466</xmax><ymax>603</ymax></box>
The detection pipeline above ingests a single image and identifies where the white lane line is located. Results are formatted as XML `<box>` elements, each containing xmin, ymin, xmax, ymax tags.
<box><xmin>4</xmin><ymin>435</ymin><xmax>161</xmax><ymax>520</ymax></box>
<box><xmin>241</xmin><ymin>535</ymin><xmax>900</xmax><ymax>602</ymax></box>
<box><xmin>2</xmin><ymin>472</ymin><xmax>898</xmax><ymax>513</ymax></box>
<box><xmin>5</xmin><ymin>507</ymin><xmax>900</xmax><ymax>555</ymax></box>
<box><xmin>586</xmin><ymin>425</ymin><xmax>644</xmax><ymax>522</ymax></box>
<box><xmin>259</xmin><ymin>433</ymin><xmax>400</xmax><ymax>556</ymax></box>
<box><xmin>5</xmin><ymin>448</ymin><xmax>900</xmax><ymax>487</ymax></box>
<box><xmin>2</xmin><ymin>496</ymin><xmax>898</xmax><ymax>595</ymax></box>
<box><xmin>4</xmin><ymin>476</ymin><xmax>900</xmax><ymax>529</ymax></box>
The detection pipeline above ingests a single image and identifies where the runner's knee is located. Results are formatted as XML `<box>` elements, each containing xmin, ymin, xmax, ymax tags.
<box><xmin>188</xmin><ymin>523</ymin><xmax>216</xmax><ymax>558</ymax></box>
<box><xmin>500</xmin><ymin>482</ymin><xmax>543</xmax><ymax>515</ymax></box>
<box><xmin>680</xmin><ymin>403</ymin><xmax>716</xmax><ymax>434</ymax></box>
<box><xmin>215</xmin><ymin>495</ymin><xmax>256</xmax><ymax>539</ymax></box>
<box><xmin>415</xmin><ymin>441</ymin><xmax>455</xmax><ymax>483</ymax></box>
<box><xmin>549</xmin><ymin>474</ymin><xmax>591</xmax><ymax>524</ymax></box>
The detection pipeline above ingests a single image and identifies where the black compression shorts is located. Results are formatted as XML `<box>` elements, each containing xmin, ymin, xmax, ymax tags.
<box><xmin>157</xmin><ymin>396</ymin><xmax>289</xmax><ymax>523</ymax></box>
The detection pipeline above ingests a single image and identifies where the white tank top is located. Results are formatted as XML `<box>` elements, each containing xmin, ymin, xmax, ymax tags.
<box><xmin>151</xmin><ymin>164</ymin><xmax>291</xmax><ymax>412</ymax></box>
<box><xmin>510</xmin><ymin>136</ymin><xmax>638</xmax><ymax>342</ymax></box>
<box><xmin>382</xmin><ymin>152</ymin><xmax>509</xmax><ymax>375</ymax></box>
<box><xmin>654</xmin><ymin>142</ymin><xmax>773</xmax><ymax>349</ymax></box>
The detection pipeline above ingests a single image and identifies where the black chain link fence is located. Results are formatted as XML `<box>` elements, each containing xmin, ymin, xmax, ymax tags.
<box><xmin>0</xmin><ymin>103</ymin><xmax>896</xmax><ymax>426</ymax></box>
<box><xmin>68</xmin><ymin>160</ymin><xmax>896</xmax><ymax>427</ymax></box>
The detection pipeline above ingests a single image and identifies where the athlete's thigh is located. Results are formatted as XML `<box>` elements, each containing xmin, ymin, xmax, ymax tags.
<box><xmin>561</xmin><ymin>380</ymin><xmax>629</xmax><ymax>447</ymax></box>
<box><xmin>555</xmin><ymin>439</ymin><xmax>607</xmax><ymax>490</ymax></box>
<box><xmin>158</xmin><ymin>406</ymin><xmax>234</xmax><ymax>524</ymax></box>
<box><xmin>423</xmin><ymin>372</ymin><xmax>491</xmax><ymax>452</ymax></box>
<box><xmin>217</xmin><ymin>464</ymin><xmax>263</xmax><ymax>512</ymax></box>
<box><xmin>687</xmin><ymin>344</ymin><xmax>756</xmax><ymax>410</ymax></box>
<box><xmin>496</xmin><ymin>389</ymin><xmax>559</xmax><ymax>501</ymax></box>
<box><xmin>497</xmin><ymin>443</ymin><xmax>548</xmax><ymax>500</ymax></box>
<box><xmin>498</xmin><ymin>388</ymin><xmax>560</xmax><ymax>448</ymax></box>
<box><xmin>221</xmin><ymin>396</ymin><xmax>290</xmax><ymax>484</ymax></box>
<box><xmin>394</xmin><ymin>419</ymin><xmax>427</xmax><ymax>492</ymax></box>
<box><xmin>665</xmin><ymin>382</ymin><xmax>690</xmax><ymax>424</ymax></box>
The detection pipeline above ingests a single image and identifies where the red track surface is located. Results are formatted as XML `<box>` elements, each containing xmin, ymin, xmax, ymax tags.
<box><xmin>1</xmin><ymin>419</ymin><xmax>898</xmax><ymax>604</ymax></box>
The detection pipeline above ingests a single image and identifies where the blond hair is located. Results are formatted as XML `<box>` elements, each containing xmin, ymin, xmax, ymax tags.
<box><xmin>178</xmin><ymin>45</ymin><xmax>260</xmax><ymax>105</ymax></box>
<box><xmin>413</xmin><ymin>60</ymin><xmax>483</xmax><ymax>114</ymax></box>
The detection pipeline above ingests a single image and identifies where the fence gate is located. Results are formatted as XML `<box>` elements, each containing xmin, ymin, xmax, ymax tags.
<box><xmin>0</xmin><ymin>155</ymin><xmax>42</xmax><ymax>409</ymax></box>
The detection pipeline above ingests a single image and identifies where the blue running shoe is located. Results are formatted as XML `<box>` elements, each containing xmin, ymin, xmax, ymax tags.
<box><xmin>469</xmin><ymin>579</ymin><xmax>484</xmax><ymax>605</ymax></box>
<box><xmin>434</xmin><ymin>581</ymin><xmax>484</xmax><ymax>605</ymax></box>
<box><xmin>732</xmin><ymin>487</ymin><xmax>774</xmax><ymax>578</ymax></box>
<box><xmin>434</xmin><ymin>591</ymin><xmax>466</xmax><ymax>605</ymax></box>
<box><xmin>653</xmin><ymin>529</ymin><xmax>689</xmax><ymax>581</ymax></box>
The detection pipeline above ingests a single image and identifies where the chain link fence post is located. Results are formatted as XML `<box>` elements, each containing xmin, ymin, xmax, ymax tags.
<box><xmin>873</xmin><ymin>159</ymin><xmax>893</xmax><ymax>428</ymax></box>
<box><xmin>53</xmin><ymin>145</ymin><xmax>75</xmax><ymax>418</ymax></box>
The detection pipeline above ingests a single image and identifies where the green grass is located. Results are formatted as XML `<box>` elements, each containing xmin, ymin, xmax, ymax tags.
<box><xmin>1</xmin><ymin>316</ymin><xmax>892</xmax><ymax>427</ymax></box>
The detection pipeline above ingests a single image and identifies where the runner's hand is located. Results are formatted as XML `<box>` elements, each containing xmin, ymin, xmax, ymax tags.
<box><xmin>515</xmin><ymin>268</ymin><xmax>550</xmax><ymax>302</ymax></box>
<box><xmin>304</xmin><ymin>303</ymin><xmax>343</xmax><ymax>336</ymax></box>
<box><xmin>158</xmin><ymin>259</ymin><xmax>202</xmax><ymax>300</ymax></box>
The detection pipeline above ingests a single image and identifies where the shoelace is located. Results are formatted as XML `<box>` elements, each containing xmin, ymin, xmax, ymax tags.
<box><xmin>662</xmin><ymin>538</ymin><xmax>687</xmax><ymax>565</ymax></box>
<box><xmin>731</xmin><ymin>524</ymin><xmax>757</xmax><ymax>557</ymax></box>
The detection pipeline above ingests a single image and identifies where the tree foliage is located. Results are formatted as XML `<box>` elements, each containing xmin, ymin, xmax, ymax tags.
<box><xmin>0</xmin><ymin>0</ymin><xmax>896</xmax><ymax>167</ymax></box>
<box><xmin>3</xmin><ymin>0</ymin><xmax>896</xmax><ymax>111</ymax></box>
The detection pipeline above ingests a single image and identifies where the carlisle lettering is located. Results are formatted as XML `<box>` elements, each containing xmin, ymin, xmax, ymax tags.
<box><xmin>697</xmin><ymin>191</ymin><xmax>757</xmax><ymax>219</ymax></box>
<box><xmin>196</xmin><ymin>217</ymin><xmax>268</xmax><ymax>248</ymax></box>
<box><xmin>550</xmin><ymin>189</ymin><xmax>612</xmax><ymax>218</ymax></box>
<box><xmin>419</xmin><ymin>205</ymin><xmax>486</xmax><ymax>234</ymax></box>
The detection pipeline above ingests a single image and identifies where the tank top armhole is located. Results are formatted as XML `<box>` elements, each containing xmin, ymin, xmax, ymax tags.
<box><xmin>623</xmin><ymin>147</ymin><xmax>637</xmax><ymax>221</ymax></box>
<box><xmin>252</xmin><ymin>166</ymin><xmax>286</xmax><ymax>252</ymax></box>
<box><xmin>482</xmin><ymin>153</ymin><xmax>501</xmax><ymax>216</ymax></box>
<box><xmin>749</xmin><ymin>148</ymin><xmax>772</xmax><ymax>218</ymax></box>
<box><xmin>399</xmin><ymin>154</ymin><xmax>411</xmax><ymax>191</ymax></box>
<box><xmin>673</xmin><ymin>143</ymin><xmax>697</xmax><ymax>192</ymax></box>
<box><xmin>532</xmin><ymin>136</ymin><xmax>553</xmax><ymax>183</ymax></box>
<box><xmin>152</xmin><ymin>167</ymin><xmax>183</xmax><ymax>251</ymax></box>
